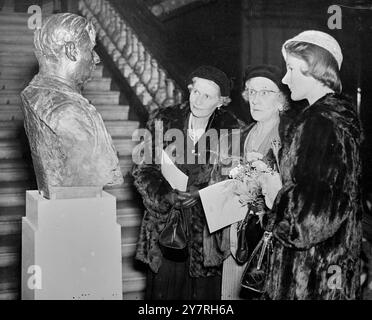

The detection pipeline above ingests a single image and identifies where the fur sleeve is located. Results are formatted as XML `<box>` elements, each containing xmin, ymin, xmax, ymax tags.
<box><xmin>132</xmin><ymin>163</ymin><xmax>173</xmax><ymax>214</ymax></box>
<box><xmin>272</xmin><ymin>114</ymin><xmax>358</xmax><ymax>249</ymax></box>
<box><xmin>131</xmin><ymin>110</ymin><xmax>174</xmax><ymax>215</ymax></box>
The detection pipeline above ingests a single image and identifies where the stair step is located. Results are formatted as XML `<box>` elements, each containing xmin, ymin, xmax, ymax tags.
<box><xmin>0</xmin><ymin>206</ymin><xmax>25</xmax><ymax>221</ymax></box>
<box><xmin>0</xmin><ymin>2</ymin><xmax>15</xmax><ymax>12</ymax></box>
<box><xmin>83</xmin><ymin>78</ymin><xmax>111</xmax><ymax>91</ymax></box>
<box><xmin>0</xmin><ymin>78</ymin><xmax>112</xmax><ymax>91</ymax></box>
<box><xmin>0</xmin><ymin>105</ymin><xmax>129</xmax><ymax>122</ymax></box>
<box><xmin>0</xmin><ymin>160</ymin><xmax>31</xmax><ymax>182</ymax></box>
<box><xmin>0</xmin><ymin>52</ymin><xmax>37</xmax><ymax>66</ymax></box>
<box><xmin>83</xmin><ymin>91</ymin><xmax>120</xmax><ymax>105</ymax></box>
<box><xmin>0</xmin><ymin>121</ymin><xmax>24</xmax><ymax>138</ymax></box>
<box><xmin>0</xmin><ymin>65</ymin><xmax>103</xmax><ymax>79</ymax></box>
<box><xmin>0</xmin><ymin>33</ymin><xmax>34</xmax><ymax>44</ymax></box>
<box><xmin>104</xmin><ymin>183</ymin><xmax>137</xmax><ymax>202</ymax></box>
<box><xmin>106</xmin><ymin>120</ymin><xmax>139</xmax><ymax>137</ymax></box>
<box><xmin>119</xmin><ymin>156</ymin><xmax>134</xmax><ymax>177</ymax></box>
<box><xmin>0</xmin><ymin>274</ymin><xmax>19</xmax><ymax>301</ymax></box>
<box><xmin>0</xmin><ymin>121</ymin><xmax>138</xmax><ymax>143</ymax></box>
<box><xmin>0</xmin><ymin>264</ymin><xmax>20</xmax><ymax>298</ymax></box>
<box><xmin>0</xmin><ymin>89</ymin><xmax>119</xmax><ymax>105</ymax></box>
<box><xmin>113</xmin><ymin>139</ymin><xmax>138</xmax><ymax>157</ymax></box>
<box><xmin>0</xmin><ymin>290</ymin><xmax>18</xmax><ymax>300</ymax></box>
<box><xmin>0</xmin><ymin>66</ymin><xmax>38</xmax><ymax>80</ymax></box>
<box><xmin>0</xmin><ymin>140</ymin><xmax>24</xmax><ymax>159</ymax></box>
<box><xmin>96</xmin><ymin>105</ymin><xmax>129</xmax><ymax>121</ymax></box>
<box><xmin>0</xmin><ymin>22</ymin><xmax>30</xmax><ymax>33</ymax></box>
<box><xmin>121</xmin><ymin>243</ymin><xmax>137</xmax><ymax>258</ymax></box>
<box><xmin>122</xmin><ymin>225</ymin><xmax>140</xmax><ymax>245</ymax></box>
<box><xmin>0</xmin><ymin>181</ymin><xmax>33</xmax><ymax>193</ymax></box>
<box><xmin>0</xmin><ymin>253</ymin><xmax>19</xmax><ymax>268</ymax></box>
<box><xmin>0</xmin><ymin>77</ymin><xmax>112</xmax><ymax>91</ymax></box>
<box><xmin>0</xmin><ymin>234</ymin><xmax>20</xmax><ymax>251</ymax></box>
<box><xmin>0</xmin><ymin>91</ymin><xmax>22</xmax><ymax>105</ymax></box>
<box><xmin>0</xmin><ymin>107</ymin><xmax>23</xmax><ymax>121</ymax></box>
<box><xmin>0</xmin><ymin>78</ymin><xmax>29</xmax><ymax>91</ymax></box>
<box><xmin>116</xmin><ymin>200</ymin><xmax>142</xmax><ymax>228</ymax></box>
<box><xmin>122</xmin><ymin>257</ymin><xmax>146</xmax><ymax>293</ymax></box>
<box><xmin>0</xmin><ymin>181</ymin><xmax>33</xmax><ymax>207</ymax></box>
<box><xmin>0</xmin><ymin>12</ymin><xmax>35</xmax><ymax>24</ymax></box>
<box><xmin>0</xmin><ymin>219</ymin><xmax>21</xmax><ymax>237</ymax></box>
<box><xmin>0</xmin><ymin>43</ymin><xmax>34</xmax><ymax>53</ymax></box>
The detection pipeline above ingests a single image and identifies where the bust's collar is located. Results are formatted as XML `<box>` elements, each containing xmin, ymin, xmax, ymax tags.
<box><xmin>31</xmin><ymin>73</ymin><xmax>81</xmax><ymax>94</ymax></box>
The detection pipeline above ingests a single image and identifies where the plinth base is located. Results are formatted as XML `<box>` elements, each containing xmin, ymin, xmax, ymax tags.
<box><xmin>21</xmin><ymin>190</ymin><xmax>122</xmax><ymax>300</ymax></box>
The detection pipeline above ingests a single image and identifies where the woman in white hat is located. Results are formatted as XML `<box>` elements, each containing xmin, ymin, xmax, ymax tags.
<box><xmin>263</xmin><ymin>30</ymin><xmax>363</xmax><ymax>299</ymax></box>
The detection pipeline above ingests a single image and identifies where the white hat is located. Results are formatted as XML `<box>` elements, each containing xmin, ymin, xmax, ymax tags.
<box><xmin>281</xmin><ymin>30</ymin><xmax>343</xmax><ymax>69</ymax></box>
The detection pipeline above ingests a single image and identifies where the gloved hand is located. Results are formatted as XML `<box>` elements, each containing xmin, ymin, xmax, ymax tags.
<box><xmin>164</xmin><ymin>190</ymin><xmax>184</xmax><ymax>208</ymax></box>
<box><xmin>176</xmin><ymin>186</ymin><xmax>200</xmax><ymax>209</ymax></box>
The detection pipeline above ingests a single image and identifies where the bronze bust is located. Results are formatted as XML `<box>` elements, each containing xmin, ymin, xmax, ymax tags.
<box><xmin>21</xmin><ymin>13</ymin><xmax>123</xmax><ymax>199</ymax></box>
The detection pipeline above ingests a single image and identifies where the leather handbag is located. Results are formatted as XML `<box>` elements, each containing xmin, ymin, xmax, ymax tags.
<box><xmin>235</xmin><ymin>212</ymin><xmax>264</xmax><ymax>264</ymax></box>
<box><xmin>240</xmin><ymin>219</ymin><xmax>274</xmax><ymax>295</ymax></box>
<box><xmin>158</xmin><ymin>207</ymin><xmax>189</xmax><ymax>261</ymax></box>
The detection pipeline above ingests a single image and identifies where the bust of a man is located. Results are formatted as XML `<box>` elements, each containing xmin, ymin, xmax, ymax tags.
<box><xmin>21</xmin><ymin>13</ymin><xmax>123</xmax><ymax>199</ymax></box>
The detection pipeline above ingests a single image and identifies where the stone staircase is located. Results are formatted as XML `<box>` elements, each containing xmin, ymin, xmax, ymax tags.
<box><xmin>0</xmin><ymin>11</ymin><xmax>146</xmax><ymax>299</ymax></box>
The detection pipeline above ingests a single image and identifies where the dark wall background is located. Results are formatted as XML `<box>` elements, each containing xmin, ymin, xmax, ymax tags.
<box><xmin>158</xmin><ymin>0</ymin><xmax>244</xmax><ymax>121</ymax></box>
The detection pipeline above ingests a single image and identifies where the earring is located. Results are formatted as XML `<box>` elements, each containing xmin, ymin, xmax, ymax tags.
<box><xmin>278</xmin><ymin>105</ymin><xmax>284</xmax><ymax>112</ymax></box>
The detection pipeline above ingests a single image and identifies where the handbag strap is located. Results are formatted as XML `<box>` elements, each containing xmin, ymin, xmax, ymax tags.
<box><xmin>265</xmin><ymin>214</ymin><xmax>276</xmax><ymax>233</ymax></box>
<box><xmin>179</xmin><ymin>206</ymin><xmax>190</xmax><ymax>239</ymax></box>
<box><xmin>165</xmin><ymin>204</ymin><xmax>178</xmax><ymax>224</ymax></box>
<box><xmin>164</xmin><ymin>205</ymin><xmax>190</xmax><ymax>239</ymax></box>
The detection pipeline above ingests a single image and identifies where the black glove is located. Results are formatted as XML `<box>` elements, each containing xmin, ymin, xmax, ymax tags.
<box><xmin>164</xmin><ymin>190</ymin><xmax>184</xmax><ymax>208</ymax></box>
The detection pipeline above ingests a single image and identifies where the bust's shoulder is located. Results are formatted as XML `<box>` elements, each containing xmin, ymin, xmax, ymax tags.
<box><xmin>22</xmin><ymin>75</ymin><xmax>92</xmax><ymax>119</ymax></box>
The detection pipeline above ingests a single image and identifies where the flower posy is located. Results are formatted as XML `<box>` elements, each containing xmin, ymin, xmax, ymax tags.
<box><xmin>228</xmin><ymin>152</ymin><xmax>275</xmax><ymax>207</ymax></box>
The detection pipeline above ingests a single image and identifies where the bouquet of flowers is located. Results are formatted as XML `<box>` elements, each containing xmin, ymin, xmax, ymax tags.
<box><xmin>227</xmin><ymin>139</ymin><xmax>282</xmax><ymax>212</ymax></box>
<box><xmin>227</xmin><ymin>140</ymin><xmax>282</xmax><ymax>293</ymax></box>
<box><xmin>229</xmin><ymin>151</ymin><xmax>274</xmax><ymax>199</ymax></box>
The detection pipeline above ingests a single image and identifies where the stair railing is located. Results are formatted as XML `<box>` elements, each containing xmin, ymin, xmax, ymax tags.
<box><xmin>79</xmin><ymin>0</ymin><xmax>183</xmax><ymax>117</ymax></box>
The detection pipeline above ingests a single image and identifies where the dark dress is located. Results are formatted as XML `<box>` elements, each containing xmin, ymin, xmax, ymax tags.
<box><xmin>264</xmin><ymin>93</ymin><xmax>363</xmax><ymax>299</ymax></box>
<box><xmin>132</xmin><ymin>102</ymin><xmax>241</xmax><ymax>300</ymax></box>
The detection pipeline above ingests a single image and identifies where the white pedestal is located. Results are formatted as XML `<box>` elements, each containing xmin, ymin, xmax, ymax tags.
<box><xmin>21</xmin><ymin>190</ymin><xmax>122</xmax><ymax>300</ymax></box>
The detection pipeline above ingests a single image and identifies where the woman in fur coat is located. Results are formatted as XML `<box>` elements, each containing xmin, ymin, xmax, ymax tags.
<box><xmin>263</xmin><ymin>30</ymin><xmax>363</xmax><ymax>299</ymax></box>
<box><xmin>132</xmin><ymin>66</ymin><xmax>241</xmax><ymax>300</ymax></box>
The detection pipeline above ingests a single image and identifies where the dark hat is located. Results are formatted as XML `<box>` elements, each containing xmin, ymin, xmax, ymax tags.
<box><xmin>244</xmin><ymin>64</ymin><xmax>289</xmax><ymax>95</ymax></box>
<box><xmin>188</xmin><ymin>65</ymin><xmax>231</xmax><ymax>96</ymax></box>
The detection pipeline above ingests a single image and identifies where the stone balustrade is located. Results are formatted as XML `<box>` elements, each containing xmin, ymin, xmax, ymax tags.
<box><xmin>79</xmin><ymin>0</ymin><xmax>183</xmax><ymax>116</ymax></box>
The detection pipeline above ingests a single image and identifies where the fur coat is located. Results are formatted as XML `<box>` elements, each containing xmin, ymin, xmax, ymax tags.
<box><xmin>264</xmin><ymin>93</ymin><xmax>363</xmax><ymax>300</ymax></box>
<box><xmin>132</xmin><ymin>102</ymin><xmax>241</xmax><ymax>277</ymax></box>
